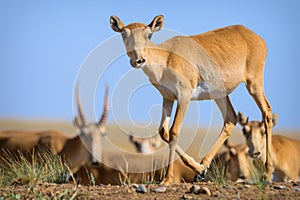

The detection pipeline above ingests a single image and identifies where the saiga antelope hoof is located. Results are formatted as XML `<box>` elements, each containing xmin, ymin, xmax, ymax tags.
<box><xmin>193</xmin><ymin>164</ymin><xmax>207</xmax><ymax>182</ymax></box>
<box><xmin>263</xmin><ymin>174</ymin><xmax>272</xmax><ymax>185</ymax></box>
<box><xmin>195</xmin><ymin>164</ymin><xmax>207</xmax><ymax>176</ymax></box>
<box><xmin>160</xmin><ymin>177</ymin><xmax>173</xmax><ymax>187</ymax></box>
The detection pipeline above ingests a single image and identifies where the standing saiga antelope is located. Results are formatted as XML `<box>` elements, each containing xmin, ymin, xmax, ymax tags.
<box><xmin>110</xmin><ymin>15</ymin><xmax>274</xmax><ymax>185</ymax></box>
<box><xmin>238</xmin><ymin>112</ymin><xmax>300</xmax><ymax>182</ymax></box>
<box><xmin>0</xmin><ymin>84</ymin><xmax>109</xmax><ymax>175</ymax></box>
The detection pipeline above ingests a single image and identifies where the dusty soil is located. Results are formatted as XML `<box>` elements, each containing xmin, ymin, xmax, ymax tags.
<box><xmin>0</xmin><ymin>182</ymin><xmax>299</xmax><ymax>200</ymax></box>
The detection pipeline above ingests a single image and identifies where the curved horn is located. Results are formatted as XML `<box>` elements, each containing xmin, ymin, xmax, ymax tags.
<box><xmin>98</xmin><ymin>84</ymin><xmax>109</xmax><ymax>126</ymax></box>
<box><xmin>75</xmin><ymin>83</ymin><xmax>87</xmax><ymax>125</ymax></box>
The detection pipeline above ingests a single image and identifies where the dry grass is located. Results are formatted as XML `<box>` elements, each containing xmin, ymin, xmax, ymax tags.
<box><xmin>1</xmin><ymin>119</ymin><xmax>298</xmax><ymax>188</ymax></box>
<box><xmin>248</xmin><ymin>159</ymin><xmax>267</xmax><ymax>188</ymax></box>
<box><xmin>0</xmin><ymin>148</ymin><xmax>70</xmax><ymax>187</ymax></box>
<box><xmin>206</xmin><ymin>156</ymin><xmax>228</xmax><ymax>186</ymax></box>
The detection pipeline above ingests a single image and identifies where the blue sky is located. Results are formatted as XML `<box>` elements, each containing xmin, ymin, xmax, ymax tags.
<box><xmin>0</xmin><ymin>1</ymin><xmax>300</xmax><ymax>130</ymax></box>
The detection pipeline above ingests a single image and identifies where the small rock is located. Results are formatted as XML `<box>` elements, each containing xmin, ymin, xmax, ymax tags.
<box><xmin>244</xmin><ymin>184</ymin><xmax>251</xmax><ymax>188</ymax></box>
<box><xmin>292</xmin><ymin>181</ymin><xmax>299</xmax><ymax>186</ymax></box>
<box><xmin>236</xmin><ymin>178</ymin><xmax>246</xmax><ymax>183</ymax></box>
<box><xmin>180</xmin><ymin>194</ymin><xmax>193</xmax><ymax>200</ymax></box>
<box><xmin>136</xmin><ymin>184</ymin><xmax>147</xmax><ymax>193</ymax></box>
<box><xmin>200</xmin><ymin>187</ymin><xmax>211</xmax><ymax>196</ymax></box>
<box><xmin>152</xmin><ymin>186</ymin><xmax>167</xmax><ymax>193</ymax></box>
<box><xmin>189</xmin><ymin>185</ymin><xmax>201</xmax><ymax>194</ymax></box>
<box><xmin>294</xmin><ymin>187</ymin><xmax>300</xmax><ymax>191</ymax></box>
<box><xmin>274</xmin><ymin>185</ymin><xmax>287</xmax><ymax>189</ymax></box>
<box><xmin>214</xmin><ymin>192</ymin><xmax>222</xmax><ymax>198</ymax></box>
<box><xmin>130</xmin><ymin>184</ymin><xmax>139</xmax><ymax>188</ymax></box>
<box><xmin>189</xmin><ymin>185</ymin><xmax>211</xmax><ymax>196</ymax></box>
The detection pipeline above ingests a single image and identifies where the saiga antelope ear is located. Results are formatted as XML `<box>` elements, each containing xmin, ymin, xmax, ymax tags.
<box><xmin>148</xmin><ymin>15</ymin><xmax>164</xmax><ymax>32</ymax></box>
<box><xmin>272</xmin><ymin>113</ymin><xmax>278</xmax><ymax>127</ymax></box>
<box><xmin>110</xmin><ymin>16</ymin><xmax>125</xmax><ymax>32</ymax></box>
<box><xmin>237</xmin><ymin>112</ymin><xmax>249</xmax><ymax>126</ymax></box>
<box><xmin>129</xmin><ymin>134</ymin><xmax>136</xmax><ymax>143</ymax></box>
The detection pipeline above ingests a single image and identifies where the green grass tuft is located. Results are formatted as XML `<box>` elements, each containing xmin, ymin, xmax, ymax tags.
<box><xmin>248</xmin><ymin>159</ymin><xmax>267</xmax><ymax>188</ymax></box>
<box><xmin>206</xmin><ymin>156</ymin><xmax>228</xmax><ymax>186</ymax></box>
<box><xmin>0</xmin><ymin>147</ymin><xmax>70</xmax><ymax>187</ymax></box>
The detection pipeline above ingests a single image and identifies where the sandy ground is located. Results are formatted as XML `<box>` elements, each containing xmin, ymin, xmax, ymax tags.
<box><xmin>0</xmin><ymin>182</ymin><xmax>300</xmax><ymax>199</ymax></box>
<box><xmin>0</xmin><ymin>120</ymin><xmax>299</xmax><ymax>199</ymax></box>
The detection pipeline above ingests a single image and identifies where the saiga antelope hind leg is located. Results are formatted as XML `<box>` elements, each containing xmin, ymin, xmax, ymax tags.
<box><xmin>171</xmin><ymin>97</ymin><xmax>238</xmax><ymax>180</ymax></box>
<box><xmin>200</xmin><ymin>96</ymin><xmax>237</xmax><ymax>169</ymax></box>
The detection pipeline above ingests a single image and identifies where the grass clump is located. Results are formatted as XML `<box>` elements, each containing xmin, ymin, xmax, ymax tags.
<box><xmin>206</xmin><ymin>156</ymin><xmax>228</xmax><ymax>186</ymax></box>
<box><xmin>0</xmin><ymin>148</ymin><xmax>70</xmax><ymax>187</ymax></box>
<box><xmin>248</xmin><ymin>159</ymin><xmax>267</xmax><ymax>188</ymax></box>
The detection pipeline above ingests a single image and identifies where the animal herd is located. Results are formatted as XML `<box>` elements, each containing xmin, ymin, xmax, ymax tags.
<box><xmin>1</xmin><ymin>15</ymin><xmax>299</xmax><ymax>186</ymax></box>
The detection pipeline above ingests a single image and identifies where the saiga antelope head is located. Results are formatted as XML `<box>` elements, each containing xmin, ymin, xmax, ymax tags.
<box><xmin>129</xmin><ymin>134</ymin><xmax>162</xmax><ymax>154</ymax></box>
<box><xmin>228</xmin><ymin>145</ymin><xmax>250</xmax><ymax>181</ymax></box>
<box><xmin>238</xmin><ymin>112</ymin><xmax>278</xmax><ymax>161</ymax></box>
<box><xmin>73</xmin><ymin>84</ymin><xmax>109</xmax><ymax>165</ymax></box>
<box><xmin>110</xmin><ymin>15</ymin><xmax>164</xmax><ymax>68</ymax></box>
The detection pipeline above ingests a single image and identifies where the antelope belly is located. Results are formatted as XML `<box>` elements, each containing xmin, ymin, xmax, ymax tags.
<box><xmin>191</xmin><ymin>82</ymin><xmax>225</xmax><ymax>100</ymax></box>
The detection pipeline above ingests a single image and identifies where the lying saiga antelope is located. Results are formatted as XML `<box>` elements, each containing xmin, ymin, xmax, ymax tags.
<box><xmin>0</xmin><ymin>130</ymin><xmax>68</xmax><ymax>158</ymax></box>
<box><xmin>75</xmin><ymin>152</ymin><xmax>196</xmax><ymax>185</ymax></box>
<box><xmin>0</xmin><ymin>84</ymin><xmax>109</xmax><ymax>175</ymax></box>
<box><xmin>128</xmin><ymin>132</ymin><xmax>252</xmax><ymax>182</ymax></box>
<box><xmin>221</xmin><ymin>140</ymin><xmax>252</xmax><ymax>182</ymax></box>
<box><xmin>74</xmin><ymin>95</ymin><xmax>195</xmax><ymax>185</ymax></box>
<box><xmin>129</xmin><ymin>134</ymin><xmax>163</xmax><ymax>154</ymax></box>
<box><xmin>238</xmin><ymin>112</ymin><xmax>300</xmax><ymax>182</ymax></box>
<box><xmin>110</xmin><ymin>15</ymin><xmax>274</xmax><ymax>185</ymax></box>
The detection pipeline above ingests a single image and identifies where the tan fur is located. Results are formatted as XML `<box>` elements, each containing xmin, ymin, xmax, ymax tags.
<box><xmin>0</xmin><ymin>130</ymin><xmax>70</xmax><ymax>156</ymax></box>
<box><xmin>211</xmin><ymin>141</ymin><xmax>251</xmax><ymax>182</ymax></box>
<box><xmin>239</xmin><ymin>112</ymin><xmax>300</xmax><ymax>181</ymax></box>
<box><xmin>73</xmin><ymin>91</ymin><xmax>194</xmax><ymax>185</ymax></box>
<box><xmin>110</xmin><ymin>15</ymin><xmax>273</xmax><ymax>185</ymax></box>
<box><xmin>227</xmin><ymin>144</ymin><xmax>251</xmax><ymax>181</ymax></box>
<box><xmin>129</xmin><ymin>132</ymin><xmax>252</xmax><ymax>182</ymax></box>
<box><xmin>0</xmin><ymin>85</ymin><xmax>109</xmax><ymax>174</ymax></box>
<box><xmin>129</xmin><ymin>134</ymin><xmax>163</xmax><ymax>154</ymax></box>
<box><xmin>75</xmin><ymin>153</ymin><xmax>195</xmax><ymax>185</ymax></box>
